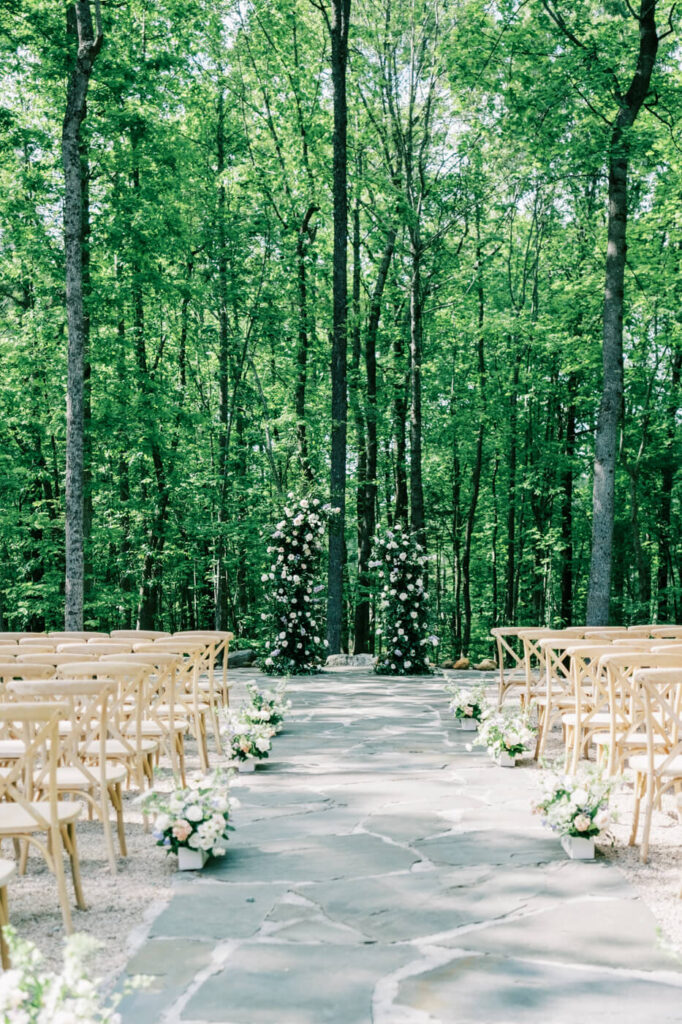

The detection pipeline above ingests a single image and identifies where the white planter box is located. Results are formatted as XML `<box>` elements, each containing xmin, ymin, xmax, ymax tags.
<box><xmin>496</xmin><ymin>751</ymin><xmax>516</xmax><ymax>767</ymax></box>
<box><xmin>454</xmin><ymin>718</ymin><xmax>478</xmax><ymax>731</ymax></box>
<box><xmin>238</xmin><ymin>759</ymin><xmax>256</xmax><ymax>773</ymax></box>
<box><xmin>177</xmin><ymin>847</ymin><xmax>208</xmax><ymax>871</ymax></box>
<box><xmin>561</xmin><ymin>834</ymin><xmax>595</xmax><ymax>860</ymax></box>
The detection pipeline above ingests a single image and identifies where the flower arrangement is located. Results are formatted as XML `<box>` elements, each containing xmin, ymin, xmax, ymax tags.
<box><xmin>243</xmin><ymin>681</ymin><xmax>291</xmax><ymax>734</ymax></box>
<box><xmin>473</xmin><ymin>706</ymin><xmax>536</xmax><ymax>760</ymax></box>
<box><xmin>219</xmin><ymin>708</ymin><xmax>275</xmax><ymax>762</ymax></box>
<box><xmin>446</xmin><ymin>683</ymin><xmax>486</xmax><ymax>722</ymax></box>
<box><xmin>0</xmin><ymin>927</ymin><xmax>143</xmax><ymax>1023</ymax></box>
<box><xmin>261</xmin><ymin>496</ymin><xmax>337</xmax><ymax>675</ymax></box>
<box><xmin>141</xmin><ymin>770</ymin><xmax>236</xmax><ymax>858</ymax></box>
<box><xmin>371</xmin><ymin>523</ymin><xmax>438</xmax><ymax>675</ymax></box>
<box><xmin>532</xmin><ymin>762</ymin><xmax>618</xmax><ymax>840</ymax></box>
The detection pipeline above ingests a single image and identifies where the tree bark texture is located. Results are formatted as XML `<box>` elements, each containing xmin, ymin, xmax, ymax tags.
<box><xmin>326</xmin><ymin>0</ymin><xmax>351</xmax><ymax>655</ymax></box>
<box><xmin>586</xmin><ymin>0</ymin><xmax>659</xmax><ymax>625</ymax></box>
<box><xmin>62</xmin><ymin>1</ymin><xmax>102</xmax><ymax>630</ymax></box>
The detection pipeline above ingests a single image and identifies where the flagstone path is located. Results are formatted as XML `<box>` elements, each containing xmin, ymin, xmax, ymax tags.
<box><xmin>118</xmin><ymin>668</ymin><xmax>682</xmax><ymax>1024</ymax></box>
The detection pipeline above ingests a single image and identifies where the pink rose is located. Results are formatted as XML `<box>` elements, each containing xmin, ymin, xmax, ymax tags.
<box><xmin>172</xmin><ymin>819</ymin><xmax>192</xmax><ymax>842</ymax></box>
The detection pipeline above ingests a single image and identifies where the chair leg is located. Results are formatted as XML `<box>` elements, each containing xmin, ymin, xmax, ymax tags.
<box><xmin>176</xmin><ymin>733</ymin><xmax>187</xmax><ymax>787</ymax></box>
<box><xmin>629</xmin><ymin>773</ymin><xmax>645</xmax><ymax>847</ymax></box>
<box><xmin>100</xmin><ymin>787</ymin><xmax>118</xmax><ymax>875</ymax></box>
<box><xmin>110</xmin><ymin>783</ymin><xmax>127</xmax><ymax>857</ymax></box>
<box><xmin>62</xmin><ymin>823</ymin><xmax>87</xmax><ymax>912</ymax></box>
<box><xmin>0</xmin><ymin>885</ymin><xmax>10</xmax><ymax>969</ymax></box>
<box><xmin>51</xmin><ymin>824</ymin><xmax>73</xmax><ymax>934</ymax></box>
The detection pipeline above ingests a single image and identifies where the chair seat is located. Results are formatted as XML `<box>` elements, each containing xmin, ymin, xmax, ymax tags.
<box><xmin>82</xmin><ymin>738</ymin><xmax>158</xmax><ymax>757</ymax></box>
<box><xmin>0</xmin><ymin>740</ymin><xmax>25</xmax><ymax>759</ymax></box>
<box><xmin>629</xmin><ymin>753</ymin><xmax>682</xmax><ymax>776</ymax></box>
<box><xmin>0</xmin><ymin>801</ymin><xmax>81</xmax><ymax>833</ymax></box>
<box><xmin>562</xmin><ymin>712</ymin><xmax>611</xmax><ymax>728</ymax></box>
<box><xmin>0</xmin><ymin>858</ymin><xmax>15</xmax><ymax>887</ymax></box>
<box><xmin>37</xmin><ymin>764</ymin><xmax>127</xmax><ymax>789</ymax></box>
<box><xmin>158</xmin><ymin>700</ymin><xmax>209</xmax><ymax>714</ymax></box>
<box><xmin>125</xmin><ymin>720</ymin><xmax>188</xmax><ymax>738</ymax></box>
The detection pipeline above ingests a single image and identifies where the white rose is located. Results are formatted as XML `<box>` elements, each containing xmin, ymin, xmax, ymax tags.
<box><xmin>185</xmin><ymin>804</ymin><xmax>203</xmax><ymax>822</ymax></box>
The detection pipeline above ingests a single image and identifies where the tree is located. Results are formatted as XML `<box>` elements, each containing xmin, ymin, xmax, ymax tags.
<box><xmin>62</xmin><ymin>0</ymin><xmax>103</xmax><ymax>629</ymax></box>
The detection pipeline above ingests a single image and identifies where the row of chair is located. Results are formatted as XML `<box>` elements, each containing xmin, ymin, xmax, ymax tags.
<box><xmin>0</xmin><ymin>628</ymin><xmax>234</xmax><ymax>957</ymax></box>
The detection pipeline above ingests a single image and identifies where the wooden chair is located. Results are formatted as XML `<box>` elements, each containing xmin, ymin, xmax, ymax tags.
<box><xmin>592</xmin><ymin>652</ymin><xmax>682</xmax><ymax>775</ymax></box>
<box><xmin>650</xmin><ymin>627</ymin><xmax>682</xmax><ymax>639</ymax></box>
<box><xmin>100</xmin><ymin>654</ymin><xmax>188</xmax><ymax>784</ymax></box>
<box><xmin>0</xmin><ymin>702</ymin><xmax>85</xmax><ymax>932</ymax></box>
<box><xmin>534</xmin><ymin>638</ymin><xmax>605</xmax><ymax>759</ymax></box>
<box><xmin>134</xmin><ymin>640</ymin><xmax>214</xmax><ymax>770</ymax></box>
<box><xmin>16</xmin><ymin>652</ymin><xmax>99</xmax><ymax>667</ymax></box>
<box><xmin>628</xmin><ymin>668</ymin><xmax>682</xmax><ymax>863</ymax></box>
<box><xmin>0</xmin><ymin>633</ymin><xmax>46</xmax><ymax>642</ymax></box>
<box><xmin>56</xmin><ymin>662</ymin><xmax>158</xmax><ymax>790</ymax></box>
<box><xmin>8</xmin><ymin>679</ymin><xmax>127</xmax><ymax>874</ymax></box>
<box><xmin>56</xmin><ymin>642</ymin><xmax>133</xmax><ymax>656</ymax></box>
<box><xmin>173</xmin><ymin>630</ymin><xmax>234</xmax><ymax>707</ymax></box>
<box><xmin>560</xmin><ymin>645</ymin><xmax>614</xmax><ymax>772</ymax></box>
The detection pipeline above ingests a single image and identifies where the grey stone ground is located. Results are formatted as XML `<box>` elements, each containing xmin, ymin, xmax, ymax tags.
<box><xmin>118</xmin><ymin>669</ymin><xmax>682</xmax><ymax>1024</ymax></box>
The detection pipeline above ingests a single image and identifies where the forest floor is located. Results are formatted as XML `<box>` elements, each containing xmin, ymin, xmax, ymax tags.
<box><xmin>92</xmin><ymin>666</ymin><xmax>682</xmax><ymax>1024</ymax></box>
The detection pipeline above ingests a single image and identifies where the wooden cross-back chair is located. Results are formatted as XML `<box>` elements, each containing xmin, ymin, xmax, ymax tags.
<box><xmin>534</xmin><ymin>638</ymin><xmax>608</xmax><ymax>759</ymax></box>
<box><xmin>560</xmin><ymin>645</ymin><xmax>615</xmax><ymax>772</ymax></box>
<box><xmin>591</xmin><ymin>652</ymin><xmax>682</xmax><ymax>776</ymax></box>
<box><xmin>134</xmin><ymin>640</ymin><xmax>213</xmax><ymax>771</ymax></box>
<box><xmin>8</xmin><ymin>679</ymin><xmax>127</xmax><ymax>875</ymax></box>
<box><xmin>110</xmin><ymin>629</ymin><xmax>170</xmax><ymax>641</ymax></box>
<box><xmin>100</xmin><ymin>653</ymin><xmax>188</xmax><ymax>784</ymax></box>
<box><xmin>56</xmin><ymin>662</ymin><xmax>158</xmax><ymax>790</ymax></box>
<box><xmin>0</xmin><ymin>702</ymin><xmax>85</xmax><ymax>932</ymax></box>
<box><xmin>48</xmin><ymin>631</ymin><xmax>109</xmax><ymax>641</ymax></box>
<box><xmin>173</xmin><ymin>630</ymin><xmax>234</xmax><ymax>707</ymax></box>
<box><xmin>628</xmin><ymin>668</ymin><xmax>682</xmax><ymax>865</ymax></box>
<box><xmin>56</xmin><ymin>642</ymin><xmax>133</xmax><ymax>656</ymax></box>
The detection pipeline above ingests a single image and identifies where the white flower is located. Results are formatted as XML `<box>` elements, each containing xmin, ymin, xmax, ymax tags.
<box><xmin>185</xmin><ymin>805</ymin><xmax>203</xmax><ymax>823</ymax></box>
<box><xmin>154</xmin><ymin>813</ymin><xmax>171</xmax><ymax>832</ymax></box>
<box><xmin>572</xmin><ymin>788</ymin><xmax>588</xmax><ymax>806</ymax></box>
<box><xmin>573</xmin><ymin>813</ymin><xmax>591</xmax><ymax>833</ymax></box>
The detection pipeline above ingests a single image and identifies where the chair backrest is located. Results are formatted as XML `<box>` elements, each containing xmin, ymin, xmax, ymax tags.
<box><xmin>650</xmin><ymin>626</ymin><xmax>682</xmax><ymax>639</ymax></box>
<box><xmin>48</xmin><ymin>631</ymin><xmax>109</xmax><ymax>640</ymax></box>
<box><xmin>8</xmin><ymin>679</ymin><xmax>113</xmax><ymax>790</ymax></box>
<box><xmin>632</xmin><ymin>668</ymin><xmax>682</xmax><ymax>778</ymax></box>
<box><xmin>110</xmin><ymin>629</ymin><xmax>170</xmax><ymax>640</ymax></box>
<box><xmin>0</xmin><ymin>633</ymin><xmax>46</xmax><ymax>642</ymax></box>
<box><xmin>0</xmin><ymin>702</ymin><xmax>68</xmax><ymax>828</ymax></box>
<box><xmin>651</xmin><ymin>644</ymin><xmax>682</xmax><ymax>655</ymax></box>
<box><xmin>16</xmin><ymin>653</ymin><xmax>98</xmax><ymax>666</ymax></box>
<box><xmin>600</xmin><ymin>652</ymin><xmax>682</xmax><ymax>755</ymax></box>
<box><xmin>56</xmin><ymin>642</ymin><xmax>132</xmax><ymax>656</ymax></box>
<box><xmin>0</xmin><ymin>663</ymin><xmax>55</xmax><ymax>683</ymax></box>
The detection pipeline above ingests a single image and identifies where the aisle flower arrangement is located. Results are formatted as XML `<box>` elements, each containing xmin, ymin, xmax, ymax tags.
<box><xmin>371</xmin><ymin>523</ymin><xmax>438</xmax><ymax>676</ymax></box>
<box><xmin>532</xmin><ymin>762</ymin><xmax>618</xmax><ymax>851</ymax></box>
<box><xmin>261</xmin><ymin>496</ymin><xmax>337</xmax><ymax>675</ymax></box>
<box><xmin>142</xmin><ymin>770</ymin><xmax>236</xmax><ymax>864</ymax></box>
<box><xmin>219</xmin><ymin>708</ymin><xmax>275</xmax><ymax>764</ymax></box>
<box><xmin>446</xmin><ymin>683</ymin><xmax>486</xmax><ymax>727</ymax></box>
<box><xmin>243</xmin><ymin>681</ymin><xmax>291</xmax><ymax>734</ymax></box>
<box><xmin>473</xmin><ymin>706</ymin><xmax>536</xmax><ymax>763</ymax></box>
<box><xmin>0</xmin><ymin>928</ymin><xmax>140</xmax><ymax>1022</ymax></box>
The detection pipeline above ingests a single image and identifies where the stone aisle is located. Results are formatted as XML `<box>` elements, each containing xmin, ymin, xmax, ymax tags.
<box><xmin>118</xmin><ymin>669</ymin><xmax>682</xmax><ymax>1024</ymax></box>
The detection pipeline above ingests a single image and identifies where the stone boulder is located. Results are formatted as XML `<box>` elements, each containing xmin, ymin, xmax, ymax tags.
<box><xmin>453</xmin><ymin>656</ymin><xmax>470</xmax><ymax>670</ymax></box>
<box><xmin>227</xmin><ymin>648</ymin><xmax>257</xmax><ymax>668</ymax></box>
<box><xmin>473</xmin><ymin>658</ymin><xmax>497</xmax><ymax>672</ymax></box>
<box><xmin>325</xmin><ymin>653</ymin><xmax>376</xmax><ymax>667</ymax></box>
<box><xmin>440</xmin><ymin>659</ymin><xmax>455</xmax><ymax>670</ymax></box>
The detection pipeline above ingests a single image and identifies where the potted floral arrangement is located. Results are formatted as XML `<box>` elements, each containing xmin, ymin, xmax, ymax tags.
<box><xmin>0</xmin><ymin>927</ymin><xmax>145</xmax><ymax>1020</ymax></box>
<box><xmin>219</xmin><ymin>708</ymin><xmax>275</xmax><ymax>771</ymax></box>
<box><xmin>446</xmin><ymin>683</ymin><xmax>486</xmax><ymax>731</ymax></box>
<box><xmin>473</xmin><ymin>706</ymin><xmax>536</xmax><ymax>766</ymax></box>
<box><xmin>243</xmin><ymin>681</ymin><xmax>291</xmax><ymax>734</ymax></box>
<box><xmin>142</xmin><ymin>770</ymin><xmax>237</xmax><ymax>869</ymax></box>
<box><xmin>532</xmin><ymin>762</ymin><xmax>618</xmax><ymax>859</ymax></box>
<box><xmin>371</xmin><ymin>523</ymin><xmax>439</xmax><ymax>675</ymax></box>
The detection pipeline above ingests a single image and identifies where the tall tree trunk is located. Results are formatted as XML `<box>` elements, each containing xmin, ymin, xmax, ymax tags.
<box><xmin>657</xmin><ymin>348</ymin><xmax>681</xmax><ymax>619</ymax></box>
<box><xmin>393</xmin><ymin>327</ymin><xmax>409</xmax><ymax>524</ymax></box>
<box><xmin>504</xmin><ymin>351</ymin><xmax>520</xmax><ymax>623</ymax></box>
<box><xmin>354</xmin><ymin>225</ymin><xmax>396</xmax><ymax>653</ymax></box>
<box><xmin>215</xmin><ymin>88</ymin><xmax>230</xmax><ymax>631</ymax></box>
<box><xmin>560</xmin><ymin>375</ymin><xmax>576</xmax><ymax>625</ymax></box>
<box><xmin>326</xmin><ymin>0</ymin><xmax>351</xmax><ymax>654</ymax></box>
<box><xmin>586</xmin><ymin>0</ymin><xmax>659</xmax><ymax>624</ymax></box>
<box><xmin>295</xmin><ymin>204</ymin><xmax>318</xmax><ymax>483</ymax></box>
<box><xmin>61</xmin><ymin>1</ymin><xmax>102</xmax><ymax>630</ymax></box>
<box><xmin>409</xmin><ymin>233</ymin><xmax>425</xmax><ymax>547</ymax></box>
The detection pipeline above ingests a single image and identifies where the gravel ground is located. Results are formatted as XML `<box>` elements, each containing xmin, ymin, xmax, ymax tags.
<box><xmin>5</xmin><ymin>668</ymin><xmax>681</xmax><ymax>988</ymax></box>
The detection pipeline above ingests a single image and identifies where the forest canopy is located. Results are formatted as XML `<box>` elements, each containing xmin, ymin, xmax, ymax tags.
<box><xmin>0</xmin><ymin>0</ymin><xmax>680</xmax><ymax>658</ymax></box>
